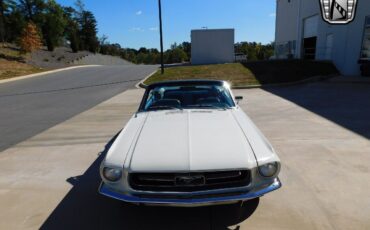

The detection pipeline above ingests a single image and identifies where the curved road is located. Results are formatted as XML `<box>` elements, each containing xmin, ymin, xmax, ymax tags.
<box><xmin>0</xmin><ymin>65</ymin><xmax>157</xmax><ymax>152</ymax></box>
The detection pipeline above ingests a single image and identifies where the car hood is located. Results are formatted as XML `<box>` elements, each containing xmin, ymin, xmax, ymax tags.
<box><xmin>127</xmin><ymin>109</ymin><xmax>257</xmax><ymax>172</ymax></box>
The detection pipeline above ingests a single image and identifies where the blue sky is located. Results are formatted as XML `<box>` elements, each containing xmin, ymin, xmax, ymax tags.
<box><xmin>58</xmin><ymin>0</ymin><xmax>277</xmax><ymax>50</ymax></box>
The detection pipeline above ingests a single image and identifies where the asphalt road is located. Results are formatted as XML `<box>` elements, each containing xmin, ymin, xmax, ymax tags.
<box><xmin>0</xmin><ymin>65</ymin><xmax>157</xmax><ymax>152</ymax></box>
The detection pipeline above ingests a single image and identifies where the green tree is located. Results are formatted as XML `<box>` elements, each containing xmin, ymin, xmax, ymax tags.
<box><xmin>236</xmin><ymin>41</ymin><xmax>274</xmax><ymax>61</ymax></box>
<box><xmin>145</xmin><ymin>52</ymin><xmax>157</xmax><ymax>64</ymax></box>
<box><xmin>264</xmin><ymin>42</ymin><xmax>274</xmax><ymax>59</ymax></box>
<box><xmin>126</xmin><ymin>50</ymin><xmax>136</xmax><ymax>63</ymax></box>
<box><xmin>138</xmin><ymin>47</ymin><xmax>148</xmax><ymax>54</ymax></box>
<box><xmin>63</xmin><ymin>6</ymin><xmax>79</xmax><ymax>52</ymax></box>
<box><xmin>6</xmin><ymin>4</ymin><xmax>25</xmax><ymax>42</ymax></box>
<box><xmin>179</xmin><ymin>42</ymin><xmax>191</xmax><ymax>61</ymax></box>
<box><xmin>0</xmin><ymin>0</ymin><xmax>19</xmax><ymax>43</ymax></box>
<box><xmin>255</xmin><ymin>43</ymin><xmax>263</xmax><ymax>60</ymax></box>
<box><xmin>167</xmin><ymin>48</ymin><xmax>187</xmax><ymax>63</ymax></box>
<box><xmin>99</xmin><ymin>42</ymin><xmax>123</xmax><ymax>56</ymax></box>
<box><xmin>43</xmin><ymin>0</ymin><xmax>66</xmax><ymax>51</ymax></box>
<box><xmin>18</xmin><ymin>0</ymin><xmax>45</xmax><ymax>22</ymax></box>
<box><xmin>0</xmin><ymin>0</ymin><xmax>8</xmax><ymax>43</ymax></box>
<box><xmin>136</xmin><ymin>52</ymin><xmax>147</xmax><ymax>64</ymax></box>
<box><xmin>78</xmin><ymin>10</ymin><xmax>98</xmax><ymax>52</ymax></box>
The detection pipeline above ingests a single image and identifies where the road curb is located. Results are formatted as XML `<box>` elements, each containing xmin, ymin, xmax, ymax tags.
<box><xmin>0</xmin><ymin>65</ymin><xmax>102</xmax><ymax>85</ymax></box>
<box><xmin>137</xmin><ymin>74</ymin><xmax>339</xmax><ymax>89</ymax></box>
<box><xmin>135</xmin><ymin>69</ymin><xmax>158</xmax><ymax>89</ymax></box>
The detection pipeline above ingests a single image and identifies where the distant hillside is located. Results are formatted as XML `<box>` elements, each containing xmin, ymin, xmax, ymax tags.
<box><xmin>72</xmin><ymin>53</ymin><xmax>133</xmax><ymax>66</ymax></box>
<box><xmin>0</xmin><ymin>44</ymin><xmax>133</xmax><ymax>80</ymax></box>
<box><xmin>27</xmin><ymin>47</ymin><xmax>91</xmax><ymax>69</ymax></box>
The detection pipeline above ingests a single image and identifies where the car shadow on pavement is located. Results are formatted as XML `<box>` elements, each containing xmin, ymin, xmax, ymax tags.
<box><xmin>40</xmin><ymin>132</ymin><xmax>259</xmax><ymax>230</ymax></box>
<box><xmin>264</xmin><ymin>82</ymin><xmax>370</xmax><ymax>139</ymax></box>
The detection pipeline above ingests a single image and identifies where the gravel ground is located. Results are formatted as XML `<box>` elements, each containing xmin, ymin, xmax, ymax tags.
<box><xmin>27</xmin><ymin>47</ymin><xmax>91</xmax><ymax>69</ymax></box>
<box><xmin>71</xmin><ymin>53</ymin><xmax>133</xmax><ymax>66</ymax></box>
<box><xmin>27</xmin><ymin>47</ymin><xmax>133</xmax><ymax>69</ymax></box>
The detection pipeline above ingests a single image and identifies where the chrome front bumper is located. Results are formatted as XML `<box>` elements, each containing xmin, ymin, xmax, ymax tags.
<box><xmin>99</xmin><ymin>178</ymin><xmax>281</xmax><ymax>207</ymax></box>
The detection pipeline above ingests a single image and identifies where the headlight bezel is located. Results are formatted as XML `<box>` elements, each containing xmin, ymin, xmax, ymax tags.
<box><xmin>258</xmin><ymin>162</ymin><xmax>279</xmax><ymax>177</ymax></box>
<box><xmin>102</xmin><ymin>167</ymin><xmax>122</xmax><ymax>182</ymax></box>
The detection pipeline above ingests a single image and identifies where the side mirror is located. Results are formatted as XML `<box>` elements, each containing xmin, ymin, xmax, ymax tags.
<box><xmin>235</xmin><ymin>96</ymin><xmax>243</xmax><ymax>104</ymax></box>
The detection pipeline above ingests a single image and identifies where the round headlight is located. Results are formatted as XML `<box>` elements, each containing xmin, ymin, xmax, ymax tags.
<box><xmin>103</xmin><ymin>167</ymin><xmax>122</xmax><ymax>182</ymax></box>
<box><xmin>258</xmin><ymin>162</ymin><xmax>278</xmax><ymax>177</ymax></box>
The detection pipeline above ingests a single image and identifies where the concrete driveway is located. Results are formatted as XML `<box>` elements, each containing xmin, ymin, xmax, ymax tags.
<box><xmin>0</xmin><ymin>82</ymin><xmax>369</xmax><ymax>229</ymax></box>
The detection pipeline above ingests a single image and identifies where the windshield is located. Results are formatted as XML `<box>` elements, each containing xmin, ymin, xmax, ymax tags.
<box><xmin>141</xmin><ymin>84</ymin><xmax>235</xmax><ymax>111</ymax></box>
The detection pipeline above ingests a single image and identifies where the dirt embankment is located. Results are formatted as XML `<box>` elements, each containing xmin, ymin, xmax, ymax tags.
<box><xmin>27</xmin><ymin>47</ymin><xmax>91</xmax><ymax>69</ymax></box>
<box><xmin>0</xmin><ymin>44</ymin><xmax>133</xmax><ymax>80</ymax></box>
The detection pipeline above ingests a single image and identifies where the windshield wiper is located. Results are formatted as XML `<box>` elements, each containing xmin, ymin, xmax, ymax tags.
<box><xmin>147</xmin><ymin>106</ymin><xmax>182</xmax><ymax>111</ymax></box>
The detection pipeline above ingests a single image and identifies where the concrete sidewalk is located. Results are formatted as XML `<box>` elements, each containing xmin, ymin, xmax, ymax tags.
<box><xmin>0</xmin><ymin>84</ymin><xmax>369</xmax><ymax>230</ymax></box>
<box><xmin>235</xmin><ymin>86</ymin><xmax>370</xmax><ymax>230</ymax></box>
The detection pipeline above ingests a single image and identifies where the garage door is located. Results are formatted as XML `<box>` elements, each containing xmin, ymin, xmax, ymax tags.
<box><xmin>304</xmin><ymin>15</ymin><xmax>319</xmax><ymax>38</ymax></box>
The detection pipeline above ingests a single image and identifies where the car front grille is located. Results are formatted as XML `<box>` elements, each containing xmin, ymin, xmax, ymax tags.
<box><xmin>129</xmin><ymin>170</ymin><xmax>251</xmax><ymax>192</ymax></box>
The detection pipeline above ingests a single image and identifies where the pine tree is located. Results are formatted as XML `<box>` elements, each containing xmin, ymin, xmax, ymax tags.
<box><xmin>6</xmin><ymin>4</ymin><xmax>26</xmax><ymax>42</ymax></box>
<box><xmin>63</xmin><ymin>6</ymin><xmax>79</xmax><ymax>52</ymax></box>
<box><xmin>18</xmin><ymin>0</ymin><xmax>45</xmax><ymax>21</ymax></box>
<box><xmin>43</xmin><ymin>0</ymin><xmax>66</xmax><ymax>51</ymax></box>
<box><xmin>19</xmin><ymin>21</ymin><xmax>42</xmax><ymax>52</ymax></box>
<box><xmin>0</xmin><ymin>0</ymin><xmax>15</xmax><ymax>43</ymax></box>
<box><xmin>78</xmin><ymin>10</ymin><xmax>98</xmax><ymax>52</ymax></box>
<box><xmin>0</xmin><ymin>0</ymin><xmax>5</xmax><ymax>43</ymax></box>
<box><xmin>67</xmin><ymin>21</ymin><xmax>79</xmax><ymax>52</ymax></box>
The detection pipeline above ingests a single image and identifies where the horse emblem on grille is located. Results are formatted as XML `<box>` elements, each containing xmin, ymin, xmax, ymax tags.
<box><xmin>319</xmin><ymin>0</ymin><xmax>358</xmax><ymax>24</ymax></box>
<box><xmin>175</xmin><ymin>175</ymin><xmax>205</xmax><ymax>186</ymax></box>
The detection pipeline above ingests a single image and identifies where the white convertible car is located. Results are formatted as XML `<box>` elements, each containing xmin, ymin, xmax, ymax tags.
<box><xmin>99</xmin><ymin>80</ymin><xmax>281</xmax><ymax>206</ymax></box>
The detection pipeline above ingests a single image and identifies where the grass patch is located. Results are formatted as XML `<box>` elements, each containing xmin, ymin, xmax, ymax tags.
<box><xmin>0</xmin><ymin>59</ymin><xmax>43</xmax><ymax>80</ymax></box>
<box><xmin>0</xmin><ymin>45</ymin><xmax>25</xmax><ymax>62</ymax></box>
<box><xmin>144</xmin><ymin>60</ymin><xmax>339</xmax><ymax>87</ymax></box>
<box><xmin>0</xmin><ymin>44</ymin><xmax>44</xmax><ymax>80</ymax></box>
<box><xmin>144</xmin><ymin>63</ymin><xmax>260</xmax><ymax>87</ymax></box>
<box><xmin>0</xmin><ymin>46</ymin><xmax>22</xmax><ymax>58</ymax></box>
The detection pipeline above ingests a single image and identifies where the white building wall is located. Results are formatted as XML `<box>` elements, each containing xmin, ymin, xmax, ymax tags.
<box><xmin>275</xmin><ymin>0</ymin><xmax>370</xmax><ymax>75</ymax></box>
<box><xmin>191</xmin><ymin>29</ymin><xmax>235</xmax><ymax>65</ymax></box>
<box><xmin>275</xmin><ymin>0</ymin><xmax>300</xmax><ymax>43</ymax></box>
<box><xmin>275</xmin><ymin>0</ymin><xmax>300</xmax><ymax>58</ymax></box>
